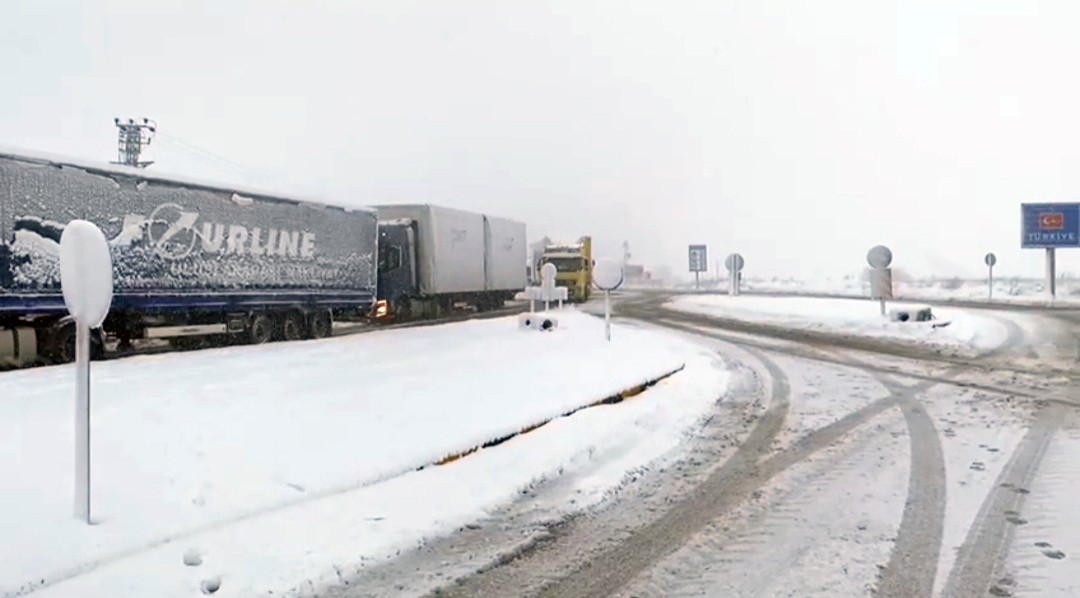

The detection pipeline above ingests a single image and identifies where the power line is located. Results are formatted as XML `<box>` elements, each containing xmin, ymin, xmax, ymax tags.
<box><xmin>153</xmin><ymin>130</ymin><xmax>316</xmax><ymax>198</ymax></box>
<box><xmin>154</xmin><ymin>131</ymin><xmax>257</xmax><ymax>174</ymax></box>
<box><xmin>155</xmin><ymin>138</ymin><xmax>253</xmax><ymax>178</ymax></box>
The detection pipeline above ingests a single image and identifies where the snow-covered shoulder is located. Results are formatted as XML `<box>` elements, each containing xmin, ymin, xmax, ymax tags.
<box><xmin>0</xmin><ymin>309</ymin><xmax>728</xmax><ymax>597</ymax></box>
<box><xmin>667</xmin><ymin>294</ymin><xmax>1011</xmax><ymax>354</ymax></box>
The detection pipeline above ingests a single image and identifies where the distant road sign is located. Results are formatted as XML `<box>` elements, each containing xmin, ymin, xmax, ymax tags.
<box><xmin>688</xmin><ymin>245</ymin><xmax>708</xmax><ymax>272</ymax></box>
<box><xmin>724</xmin><ymin>253</ymin><xmax>744</xmax><ymax>272</ymax></box>
<box><xmin>866</xmin><ymin>245</ymin><xmax>893</xmax><ymax>269</ymax></box>
<box><xmin>984</xmin><ymin>252</ymin><xmax>997</xmax><ymax>267</ymax></box>
<box><xmin>1022</xmin><ymin>203</ymin><xmax>1080</xmax><ymax>248</ymax></box>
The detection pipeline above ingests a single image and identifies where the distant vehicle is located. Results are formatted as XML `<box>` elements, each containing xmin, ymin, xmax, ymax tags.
<box><xmin>537</xmin><ymin>236</ymin><xmax>593</xmax><ymax>302</ymax></box>
<box><xmin>0</xmin><ymin>149</ymin><xmax>526</xmax><ymax>366</ymax></box>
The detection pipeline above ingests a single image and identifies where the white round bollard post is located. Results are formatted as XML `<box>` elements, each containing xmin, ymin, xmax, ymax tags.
<box><xmin>592</xmin><ymin>259</ymin><xmax>624</xmax><ymax>341</ymax></box>
<box><xmin>59</xmin><ymin>220</ymin><xmax>114</xmax><ymax>524</ymax></box>
<box><xmin>540</xmin><ymin>263</ymin><xmax>557</xmax><ymax>311</ymax></box>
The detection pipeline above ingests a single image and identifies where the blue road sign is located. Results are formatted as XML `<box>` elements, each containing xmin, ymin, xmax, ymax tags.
<box><xmin>688</xmin><ymin>245</ymin><xmax>708</xmax><ymax>272</ymax></box>
<box><xmin>1022</xmin><ymin>203</ymin><xmax>1080</xmax><ymax>248</ymax></box>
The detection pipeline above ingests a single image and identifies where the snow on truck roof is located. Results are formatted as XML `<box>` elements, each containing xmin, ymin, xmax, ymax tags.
<box><xmin>372</xmin><ymin>203</ymin><xmax>525</xmax><ymax>225</ymax></box>
<box><xmin>0</xmin><ymin>144</ymin><xmax>376</xmax><ymax>216</ymax></box>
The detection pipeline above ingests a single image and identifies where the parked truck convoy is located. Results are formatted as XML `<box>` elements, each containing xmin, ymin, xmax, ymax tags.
<box><xmin>536</xmin><ymin>236</ymin><xmax>593</xmax><ymax>303</ymax></box>
<box><xmin>0</xmin><ymin>149</ymin><xmax>526</xmax><ymax>366</ymax></box>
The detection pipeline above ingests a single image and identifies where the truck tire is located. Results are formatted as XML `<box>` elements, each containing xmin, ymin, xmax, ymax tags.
<box><xmin>249</xmin><ymin>314</ymin><xmax>273</xmax><ymax>345</ymax></box>
<box><xmin>49</xmin><ymin>324</ymin><xmax>77</xmax><ymax>364</ymax></box>
<box><xmin>309</xmin><ymin>311</ymin><xmax>332</xmax><ymax>339</ymax></box>
<box><xmin>45</xmin><ymin>324</ymin><xmax>104</xmax><ymax>363</ymax></box>
<box><xmin>91</xmin><ymin>329</ymin><xmax>105</xmax><ymax>360</ymax></box>
<box><xmin>280</xmin><ymin>312</ymin><xmax>305</xmax><ymax>341</ymax></box>
<box><xmin>391</xmin><ymin>298</ymin><xmax>411</xmax><ymax>321</ymax></box>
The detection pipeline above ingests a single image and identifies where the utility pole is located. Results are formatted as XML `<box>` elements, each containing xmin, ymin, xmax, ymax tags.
<box><xmin>112</xmin><ymin>117</ymin><xmax>157</xmax><ymax>168</ymax></box>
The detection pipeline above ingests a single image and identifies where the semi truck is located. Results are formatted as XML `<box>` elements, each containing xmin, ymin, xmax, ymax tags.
<box><xmin>536</xmin><ymin>236</ymin><xmax>593</xmax><ymax>303</ymax></box>
<box><xmin>374</xmin><ymin>205</ymin><xmax>527</xmax><ymax>319</ymax></box>
<box><xmin>0</xmin><ymin>149</ymin><xmax>526</xmax><ymax>366</ymax></box>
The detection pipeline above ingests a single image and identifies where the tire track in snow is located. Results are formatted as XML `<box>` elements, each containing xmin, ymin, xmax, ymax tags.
<box><xmin>979</xmin><ymin>315</ymin><xmax>1027</xmax><ymax>359</ymax></box>
<box><xmin>621</xmin><ymin>296</ymin><xmax>1080</xmax><ymax>386</ymax></box>
<box><xmin>629</xmin><ymin>306</ymin><xmax>949</xmax><ymax>597</ymax></box>
<box><xmin>525</xmin><ymin>378</ymin><xmax>902</xmax><ymax>597</ymax></box>
<box><xmin>1003</xmin><ymin>419</ymin><xmax>1080</xmax><ymax>596</ymax></box>
<box><xmin>940</xmin><ymin>405</ymin><xmax>1061</xmax><ymax>598</ymax></box>
<box><xmin>428</xmin><ymin>347</ymin><xmax>793</xmax><ymax>598</ymax></box>
<box><xmin>618</xmin><ymin>409</ymin><xmax>908</xmax><ymax>598</ymax></box>
<box><xmin>874</xmin><ymin>377</ymin><xmax>946</xmax><ymax>598</ymax></box>
<box><xmin>621</xmin><ymin>295</ymin><xmax>1068</xmax><ymax>597</ymax></box>
<box><xmin>642</xmin><ymin>312</ymin><xmax>1060</xmax><ymax>405</ymax></box>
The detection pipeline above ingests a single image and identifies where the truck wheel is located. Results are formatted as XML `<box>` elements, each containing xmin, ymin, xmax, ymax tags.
<box><xmin>280</xmin><ymin>313</ymin><xmax>305</xmax><ymax>341</ymax></box>
<box><xmin>44</xmin><ymin>324</ymin><xmax>103</xmax><ymax>363</ymax></box>
<box><xmin>249</xmin><ymin>314</ymin><xmax>273</xmax><ymax>345</ymax></box>
<box><xmin>309</xmin><ymin>311</ymin><xmax>332</xmax><ymax>339</ymax></box>
<box><xmin>90</xmin><ymin>329</ymin><xmax>105</xmax><ymax>360</ymax></box>
<box><xmin>391</xmin><ymin>298</ymin><xmax>411</xmax><ymax>321</ymax></box>
<box><xmin>49</xmin><ymin>324</ymin><xmax>77</xmax><ymax>364</ymax></box>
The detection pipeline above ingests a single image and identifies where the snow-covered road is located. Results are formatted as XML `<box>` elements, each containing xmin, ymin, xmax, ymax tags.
<box><xmin>378</xmin><ymin>292</ymin><xmax>1078</xmax><ymax>598</ymax></box>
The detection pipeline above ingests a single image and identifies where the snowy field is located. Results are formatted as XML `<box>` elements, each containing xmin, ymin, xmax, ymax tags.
<box><xmin>0</xmin><ymin>310</ymin><xmax>729</xmax><ymax>597</ymax></box>
<box><xmin>667</xmin><ymin>295</ymin><xmax>1011</xmax><ymax>354</ymax></box>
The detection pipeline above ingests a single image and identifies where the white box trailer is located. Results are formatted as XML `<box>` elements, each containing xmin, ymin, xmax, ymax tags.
<box><xmin>374</xmin><ymin>204</ymin><xmax>486</xmax><ymax>294</ymax></box>
<box><xmin>483</xmin><ymin>215</ymin><xmax>527</xmax><ymax>291</ymax></box>
<box><xmin>374</xmin><ymin>204</ymin><xmax>526</xmax><ymax>316</ymax></box>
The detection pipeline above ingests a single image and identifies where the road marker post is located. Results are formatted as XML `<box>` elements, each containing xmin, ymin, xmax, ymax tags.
<box><xmin>866</xmin><ymin>245</ymin><xmax>893</xmax><ymax>316</ymax></box>
<box><xmin>724</xmin><ymin>253</ymin><xmax>745</xmax><ymax>297</ymax></box>
<box><xmin>593</xmin><ymin>259</ymin><xmax>624</xmax><ymax>341</ymax></box>
<box><xmin>58</xmin><ymin>220</ymin><xmax>114</xmax><ymax>524</ymax></box>
<box><xmin>984</xmin><ymin>252</ymin><xmax>997</xmax><ymax>300</ymax></box>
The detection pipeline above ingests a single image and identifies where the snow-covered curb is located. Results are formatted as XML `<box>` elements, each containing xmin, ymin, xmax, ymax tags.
<box><xmin>432</xmin><ymin>364</ymin><xmax>685</xmax><ymax>466</ymax></box>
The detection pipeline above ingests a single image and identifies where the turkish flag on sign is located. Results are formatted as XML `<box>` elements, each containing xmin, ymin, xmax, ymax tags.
<box><xmin>1040</xmin><ymin>212</ymin><xmax>1065</xmax><ymax>230</ymax></box>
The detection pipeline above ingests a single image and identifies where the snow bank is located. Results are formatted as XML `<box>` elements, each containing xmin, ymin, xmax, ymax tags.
<box><xmin>667</xmin><ymin>295</ymin><xmax>1010</xmax><ymax>353</ymax></box>
<box><xmin>0</xmin><ymin>310</ymin><xmax>724</xmax><ymax>597</ymax></box>
<box><xmin>740</xmin><ymin>277</ymin><xmax>1080</xmax><ymax>307</ymax></box>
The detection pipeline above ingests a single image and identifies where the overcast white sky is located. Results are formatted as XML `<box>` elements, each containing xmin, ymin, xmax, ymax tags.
<box><xmin>4</xmin><ymin>0</ymin><xmax>1080</xmax><ymax>280</ymax></box>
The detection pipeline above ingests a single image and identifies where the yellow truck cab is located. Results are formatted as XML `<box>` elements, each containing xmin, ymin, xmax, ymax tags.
<box><xmin>537</xmin><ymin>236</ymin><xmax>593</xmax><ymax>303</ymax></box>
